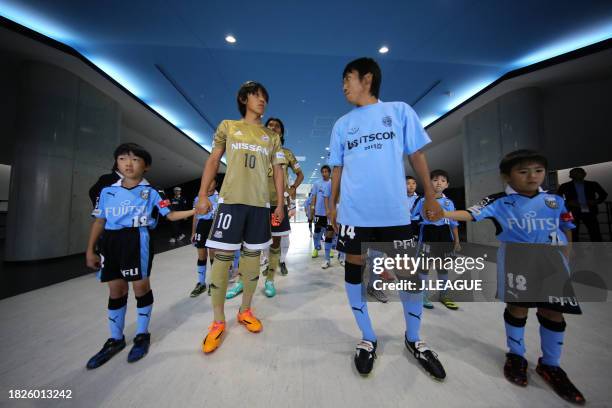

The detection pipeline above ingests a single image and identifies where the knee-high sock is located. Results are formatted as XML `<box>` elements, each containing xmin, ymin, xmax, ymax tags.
<box><xmin>313</xmin><ymin>230</ymin><xmax>322</xmax><ymax>250</ymax></box>
<box><xmin>345</xmin><ymin>262</ymin><xmax>376</xmax><ymax>342</ymax></box>
<box><xmin>108</xmin><ymin>294</ymin><xmax>128</xmax><ymax>340</ymax></box>
<box><xmin>324</xmin><ymin>240</ymin><xmax>332</xmax><ymax>261</ymax></box>
<box><xmin>135</xmin><ymin>290</ymin><xmax>154</xmax><ymax>335</ymax></box>
<box><xmin>504</xmin><ymin>308</ymin><xmax>527</xmax><ymax>357</ymax></box>
<box><xmin>437</xmin><ymin>270</ymin><xmax>449</xmax><ymax>297</ymax></box>
<box><xmin>233</xmin><ymin>250</ymin><xmax>241</xmax><ymax>270</ymax></box>
<box><xmin>280</xmin><ymin>235</ymin><xmax>289</xmax><ymax>263</ymax></box>
<box><xmin>419</xmin><ymin>270</ymin><xmax>429</xmax><ymax>297</ymax></box>
<box><xmin>240</xmin><ymin>249</ymin><xmax>261</xmax><ymax>311</ymax></box>
<box><xmin>210</xmin><ymin>252</ymin><xmax>234</xmax><ymax>321</ymax></box>
<box><xmin>538</xmin><ymin>314</ymin><xmax>566</xmax><ymax>367</ymax></box>
<box><xmin>197</xmin><ymin>259</ymin><xmax>207</xmax><ymax>285</ymax></box>
<box><xmin>267</xmin><ymin>246</ymin><xmax>281</xmax><ymax>282</ymax></box>
<box><xmin>400</xmin><ymin>291</ymin><xmax>423</xmax><ymax>342</ymax></box>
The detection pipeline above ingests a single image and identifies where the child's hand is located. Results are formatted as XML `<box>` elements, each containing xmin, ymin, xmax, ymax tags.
<box><xmin>195</xmin><ymin>197</ymin><xmax>212</xmax><ymax>215</ymax></box>
<box><xmin>274</xmin><ymin>205</ymin><xmax>284</xmax><ymax>223</ymax></box>
<box><xmin>86</xmin><ymin>251</ymin><xmax>101</xmax><ymax>270</ymax></box>
<box><xmin>454</xmin><ymin>242</ymin><xmax>462</xmax><ymax>252</ymax></box>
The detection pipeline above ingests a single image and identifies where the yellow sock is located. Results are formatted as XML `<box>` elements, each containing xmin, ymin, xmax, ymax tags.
<box><xmin>266</xmin><ymin>246</ymin><xmax>281</xmax><ymax>282</ymax></box>
<box><xmin>239</xmin><ymin>249</ymin><xmax>261</xmax><ymax>312</ymax></box>
<box><xmin>210</xmin><ymin>252</ymin><xmax>234</xmax><ymax>321</ymax></box>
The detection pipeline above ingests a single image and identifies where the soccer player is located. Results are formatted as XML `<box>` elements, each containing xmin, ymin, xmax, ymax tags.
<box><xmin>441</xmin><ymin>149</ymin><xmax>585</xmax><ymax>404</ymax></box>
<box><xmin>406</xmin><ymin>175</ymin><xmax>420</xmax><ymax>244</ymax></box>
<box><xmin>169</xmin><ymin>187</ymin><xmax>188</xmax><ymax>243</ymax></box>
<box><xmin>224</xmin><ymin>117</ymin><xmax>302</xmax><ymax>298</ymax></box>
<box><xmin>195</xmin><ymin>81</ymin><xmax>285</xmax><ymax>354</ymax></box>
<box><xmin>190</xmin><ymin>178</ymin><xmax>219</xmax><ymax>297</ymax></box>
<box><xmin>411</xmin><ymin>170</ymin><xmax>461</xmax><ymax>310</ymax></box>
<box><xmin>304</xmin><ymin>189</ymin><xmax>314</xmax><ymax>237</ymax></box>
<box><xmin>329</xmin><ymin>57</ymin><xmax>445</xmax><ymax>379</ymax></box>
<box><xmin>85</xmin><ymin>143</ymin><xmax>195</xmax><ymax>369</ymax></box>
<box><xmin>312</xmin><ymin>165</ymin><xmax>333</xmax><ymax>266</ymax></box>
<box><xmin>265</xmin><ymin>117</ymin><xmax>303</xmax><ymax>279</ymax></box>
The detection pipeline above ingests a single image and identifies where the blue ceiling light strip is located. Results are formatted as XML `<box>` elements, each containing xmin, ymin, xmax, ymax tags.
<box><xmin>411</xmin><ymin>79</ymin><xmax>442</xmax><ymax>107</ymax></box>
<box><xmin>0</xmin><ymin>15</ymin><xmax>213</xmax><ymax>156</ymax></box>
<box><xmin>154</xmin><ymin>63</ymin><xmax>217</xmax><ymax>132</ymax></box>
<box><xmin>424</xmin><ymin>37</ymin><xmax>612</xmax><ymax>130</ymax></box>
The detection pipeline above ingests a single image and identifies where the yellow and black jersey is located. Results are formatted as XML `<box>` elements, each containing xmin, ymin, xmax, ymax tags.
<box><xmin>212</xmin><ymin>120</ymin><xmax>286</xmax><ymax>207</ymax></box>
<box><xmin>267</xmin><ymin>147</ymin><xmax>302</xmax><ymax>203</ymax></box>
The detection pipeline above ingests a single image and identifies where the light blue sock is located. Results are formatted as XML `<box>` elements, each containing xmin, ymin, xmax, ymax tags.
<box><xmin>233</xmin><ymin>250</ymin><xmax>240</xmax><ymax>269</ymax></box>
<box><xmin>504</xmin><ymin>309</ymin><xmax>526</xmax><ymax>357</ymax></box>
<box><xmin>538</xmin><ymin>314</ymin><xmax>566</xmax><ymax>367</ymax></box>
<box><xmin>400</xmin><ymin>291</ymin><xmax>423</xmax><ymax>342</ymax></box>
<box><xmin>135</xmin><ymin>291</ymin><xmax>154</xmax><ymax>335</ymax></box>
<box><xmin>313</xmin><ymin>231</ymin><xmax>322</xmax><ymax>250</ymax></box>
<box><xmin>107</xmin><ymin>295</ymin><xmax>127</xmax><ymax>340</ymax></box>
<box><xmin>345</xmin><ymin>282</ymin><xmax>376</xmax><ymax>342</ymax></box>
<box><xmin>197</xmin><ymin>260</ymin><xmax>206</xmax><ymax>285</ymax></box>
<box><xmin>324</xmin><ymin>241</ymin><xmax>332</xmax><ymax>261</ymax></box>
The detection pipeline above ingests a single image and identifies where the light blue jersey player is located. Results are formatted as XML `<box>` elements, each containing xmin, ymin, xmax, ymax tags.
<box><xmin>311</xmin><ymin>167</ymin><xmax>332</xmax><ymax>258</ymax></box>
<box><xmin>85</xmin><ymin>143</ymin><xmax>194</xmax><ymax>371</ymax></box>
<box><xmin>443</xmin><ymin>150</ymin><xmax>585</xmax><ymax>404</ymax></box>
<box><xmin>327</xmin><ymin>57</ymin><xmax>446</xmax><ymax>379</ymax></box>
<box><xmin>190</xmin><ymin>182</ymin><xmax>220</xmax><ymax>297</ymax></box>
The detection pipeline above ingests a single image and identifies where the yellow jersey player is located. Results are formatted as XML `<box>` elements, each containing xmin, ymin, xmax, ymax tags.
<box><xmin>195</xmin><ymin>81</ymin><xmax>286</xmax><ymax>354</ymax></box>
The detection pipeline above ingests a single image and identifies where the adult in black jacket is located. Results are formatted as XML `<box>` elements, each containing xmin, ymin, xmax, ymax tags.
<box><xmin>88</xmin><ymin>169</ymin><xmax>122</xmax><ymax>208</ymax></box>
<box><xmin>557</xmin><ymin>168</ymin><xmax>608</xmax><ymax>241</ymax></box>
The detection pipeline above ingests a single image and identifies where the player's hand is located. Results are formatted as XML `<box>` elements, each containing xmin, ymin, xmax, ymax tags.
<box><xmin>86</xmin><ymin>251</ymin><xmax>101</xmax><ymax>270</ymax></box>
<box><xmin>289</xmin><ymin>186</ymin><xmax>297</xmax><ymax>200</ymax></box>
<box><xmin>274</xmin><ymin>205</ymin><xmax>285</xmax><ymax>223</ymax></box>
<box><xmin>195</xmin><ymin>196</ymin><xmax>211</xmax><ymax>215</ymax></box>
<box><xmin>423</xmin><ymin>197</ymin><xmax>443</xmax><ymax>221</ymax></box>
<box><xmin>191</xmin><ymin>233</ymin><xmax>196</xmax><ymax>244</ymax></box>
<box><xmin>329</xmin><ymin>207</ymin><xmax>338</xmax><ymax>234</ymax></box>
<box><xmin>454</xmin><ymin>242</ymin><xmax>462</xmax><ymax>252</ymax></box>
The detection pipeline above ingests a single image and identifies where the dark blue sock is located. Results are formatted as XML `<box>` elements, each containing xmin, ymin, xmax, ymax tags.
<box><xmin>197</xmin><ymin>260</ymin><xmax>206</xmax><ymax>284</ymax></box>
<box><xmin>538</xmin><ymin>314</ymin><xmax>566</xmax><ymax>367</ymax></box>
<box><xmin>345</xmin><ymin>282</ymin><xmax>376</xmax><ymax>342</ymax></box>
<box><xmin>504</xmin><ymin>309</ymin><xmax>527</xmax><ymax>357</ymax></box>
<box><xmin>136</xmin><ymin>290</ymin><xmax>154</xmax><ymax>335</ymax></box>
<box><xmin>400</xmin><ymin>291</ymin><xmax>422</xmax><ymax>342</ymax></box>
<box><xmin>107</xmin><ymin>295</ymin><xmax>128</xmax><ymax>340</ymax></box>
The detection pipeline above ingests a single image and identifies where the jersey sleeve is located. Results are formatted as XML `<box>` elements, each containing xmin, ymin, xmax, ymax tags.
<box><xmin>402</xmin><ymin>103</ymin><xmax>431</xmax><ymax>155</ymax></box>
<box><xmin>447</xmin><ymin>200</ymin><xmax>459</xmax><ymax>228</ymax></box>
<box><xmin>270</xmin><ymin>134</ymin><xmax>286</xmax><ymax>166</ymax></box>
<box><xmin>328</xmin><ymin>121</ymin><xmax>344</xmax><ymax>167</ymax></box>
<box><xmin>288</xmin><ymin>150</ymin><xmax>302</xmax><ymax>174</ymax></box>
<box><xmin>411</xmin><ymin>197</ymin><xmax>424</xmax><ymax>220</ymax></box>
<box><xmin>91</xmin><ymin>188</ymin><xmax>107</xmax><ymax>218</ymax></box>
<box><xmin>467</xmin><ymin>195</ymin><xmax>500</xmax><ymax>222</ymax></box>
<box><xmin>559</xmin><ymin>199</ymin><xmax>576</xmax><ymax>231</ymax></box>
<box><xmin>153</xmin><ymin>190</ymin><xmax>171</xmax><ymax>217</ymax></box>
<box><xmin>212</xmin><ymin>121</ymin><xmax>229</xmax><ymax>151</ymax></box>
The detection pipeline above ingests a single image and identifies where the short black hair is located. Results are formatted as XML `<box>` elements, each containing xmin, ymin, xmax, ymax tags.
<box><xmin>342</xmin><ymin>57</ymin><xmax>382</xmax><ymax>99</ymax></box>
<box><xmin>499</xmin><ymin>149</ymin><xmax>548</xmax><ymax>175</ymax></box>
<box><xmin>265</xmin><ymin>117</ymin><xmax>285</xmax><ymax>145</ymax></box>
<box><xmin>430</xmin><ymin>169</ymin><xmax>449</xmax><ymax>182</ymax></box>
<box><xmin>569</xmin><ymin>167</ymin><xmax>586</xmax><ymax>177</ymax></box>
<box><xmin>320</xmin><ymin>165</ymin><xmax>331</xmax><ymax>173</ymax></box>
<box><xmin>114</xmin><ymin>143</ymin><xmax>152</xmax><ymax>166</ymax></box>
<box><xmin>406</xmin><ymin>175</ymin><xmax>416</xmax><ymax>181</ymax></box>
<box><xmin>237</xmin><ymin>81</ymin><xmax>269</xmax><ymax>117</ymax></box>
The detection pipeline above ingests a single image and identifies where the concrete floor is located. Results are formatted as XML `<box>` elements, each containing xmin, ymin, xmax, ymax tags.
<box><xmin>0</xmin><ymin>223</ymin><xmax>610</xmax><ymax>407</ymax></box>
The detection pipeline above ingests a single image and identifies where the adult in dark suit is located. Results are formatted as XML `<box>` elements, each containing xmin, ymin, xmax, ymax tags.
<box><xmin>557</xmin><ymin>168</ymin><xmax>608</xmax><ymax>242</ymax></box>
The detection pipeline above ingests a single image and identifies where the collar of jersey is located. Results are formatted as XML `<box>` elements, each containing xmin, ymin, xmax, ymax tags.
<box><xmin>353</xmin><ymin>99</ymin><xmax>383</xmax><ymax>111</ymax></box>
<box><xmin>505</xmin><ymin>185</ymin><xmax>544</xmax><ymax>196</ymax></box>
<box><xmin>238</xmin><ymin>119</ymin><xmax>264</xmax><ymax>127</ymax></box>
<box><xmin>111</xmin><ymin>178</ymin><xmax>150</xmax><ymax>188</ymax></box>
